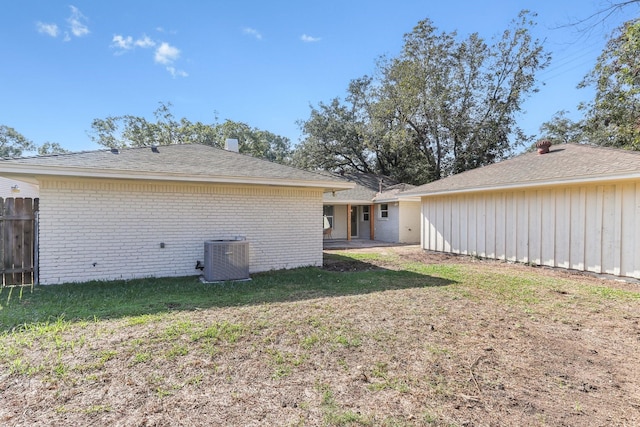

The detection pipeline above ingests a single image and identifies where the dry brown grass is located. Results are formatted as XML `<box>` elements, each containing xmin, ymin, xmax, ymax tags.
<box><xmin>1</xmin><ymin>246</ymin><xmax>639</xmax><ymax>426</ymax></box>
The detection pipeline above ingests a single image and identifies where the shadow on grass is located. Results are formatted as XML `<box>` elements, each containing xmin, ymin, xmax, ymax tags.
<box><xmin>0</xmin><ymin>255</ymin><xmax>455</xmax><ymax>331</ymax></box>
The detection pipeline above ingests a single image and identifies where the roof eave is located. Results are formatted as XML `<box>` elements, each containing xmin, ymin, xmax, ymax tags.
<box><xmin>374</xmin><ymin>196</ymin><xmax>421</xmax><ymax>203</ymax></box>
<box><xmin>0</xmin><ymin>165</ymin><xmax>355</xmax><ymax>191</ymax></box>
<box><xmin>409</xmin><ymin>173</ymin><xmax>640</xmax><ymax>197</ymax></box>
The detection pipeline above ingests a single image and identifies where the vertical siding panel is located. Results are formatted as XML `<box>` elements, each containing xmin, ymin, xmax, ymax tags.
<box><xmin>619</xmin><ymin>183</ymin><xmax>636</xmax><ymax>277</ymax></box>
<box><xmin>420</xmin><ymin>200</ymin><xmax>425</xmax><ymax>249</ymax></box>
<box><xmin>451</xmin><ymin>196</ymin><xmax>460</xmax><ymax>254</ymax></box>
<box><xmin>601</xmin><ymin>185</ymin><xmax>616</xmax><ymax>274</ymax></box>
<box><xmin>612</xmin><ymin>184</ymin><xmax>625</xmax><ymax>276</ymax></box>
<box><xmin>428</xmin><ymin>199</ymin><xmax>437</xmax><ymax>251</ymax></box>
<box><xmin>459</xmin><ymin>195</ymin><xmax>468</xmax><ymax>255</ymax></box>
<box><xmin>495</xmin><ymin>192</ymin><xmax>506</xmax><ymax>260</ymax></box>
<box><xmin>443</xmin><ymin>197</ymin><xmax>452</xmax><ymax>253</ymax></box>
<box><xmin>468</xmin><ymin>194</ymin><xmax>477</xmax><ymax>256</ymax></box>
<box><xmin>485</xmin><ymin>193</ymin><xmax>496</xmax><ymax>259</ymax></box>
<box><xmin>634</xmin><ymin>184</ymin><xmax>640</xmax><ymax>278</ymax></box>
<box><xmin>516</xmin><ymin>191</ymin><xmax>528</xmax><ymax>263</ymax></box>
<box><xmin>476</xmin><ymin>195</ymin><xmax>486</xmax><ymax>257</ymax></box>
<box><xmin>505</xmin><ymin>192</ymin><xmax>517</xmax><ymax>262</ymax></box>
<box><xmin>589</xmin><ymin>186</ymin><xmax>605</xmax><ymax>274</ymax></box>
<box><xmin>541</xmin><ymin>189</ymin><xmax>556</xmax><ymax>267</ymax></box>
<box><xmin>555</xmin><ymin>188</ymin><xmax>571</xmax><ymax>269</ymax></box>
<box><xmin>528</xmin><ymin>190</ymin><xmax>541</xmax><ymax>265</ymax></box>
<box><xmin>570</xmin><ymin>187</ymin><xmax>586</xmax><ymax>271</ymax></box>
<box><xmin>435</xmin><ymin>197</ymin><xmax>444</xmax><ymax>252</ymax></box>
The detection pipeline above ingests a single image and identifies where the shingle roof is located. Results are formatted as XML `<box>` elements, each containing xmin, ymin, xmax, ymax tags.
<box><xmin>403</xmin><ymin>143</ymin><xmax>640</xmax><ymax>197</ymax></box>
<box><xmin>321</xmin><ymin>172</ymin><xmax>401</xmax><ymax>203</ymax></box>
<box><xmin>374</xmin><ymin>183</ymin><xmax>418</xmax><ymax>202</ymax></box>
<box><xmin>0</xmin><ymin>144</ymin><xmax>353</xmax><ymax>190</ymax></box>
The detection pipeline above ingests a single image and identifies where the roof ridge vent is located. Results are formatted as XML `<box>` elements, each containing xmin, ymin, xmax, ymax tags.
<box><xmin>110</xmin><ymin>148</ymin><xmax>119</xmax><ymax>154</ymax></box>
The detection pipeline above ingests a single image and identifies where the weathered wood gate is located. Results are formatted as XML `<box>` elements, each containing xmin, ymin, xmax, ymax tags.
<box><xmin>0</xmin><ymin>198</ymin><xmax>39</xmax><ymax>286</ymax></box>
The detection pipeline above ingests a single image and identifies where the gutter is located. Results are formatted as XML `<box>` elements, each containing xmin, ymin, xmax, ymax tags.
<box><xmin>404</xmin><ymin>172</ymin><xmax>640</xmax><ymax>198</ymax></box>
<box><xmin>0</xmin><ymin>165</ymin><xmax>355</xmax><ymax>192</ymax></box>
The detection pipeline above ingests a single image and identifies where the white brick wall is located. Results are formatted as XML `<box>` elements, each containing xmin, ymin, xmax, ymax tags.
<box><xmin>38</xmin><ymin>178</ymin><xmax>324</xmax><ymax>284</ymax></box>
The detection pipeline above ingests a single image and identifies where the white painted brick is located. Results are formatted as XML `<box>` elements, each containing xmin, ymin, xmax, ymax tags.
<box><xmin>38</xmin><ymin>179</ymin><xmax>324</xmax><ymax>284</ymax></box>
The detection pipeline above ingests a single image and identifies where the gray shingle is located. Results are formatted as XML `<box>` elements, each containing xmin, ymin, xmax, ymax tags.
<box><xmin>403</xmin><ymin>144</ymin><xmax>640</xmax><ymax>196</ymax></box>
<box><xmin>0</xmin><ymin>144</ymin><xmax>350</xmax><ymax>187</ymax></box>
<box><xmin>321</xmin><ymin>172</ymin><xmax>403</xmax><ymax>203</ymax></box>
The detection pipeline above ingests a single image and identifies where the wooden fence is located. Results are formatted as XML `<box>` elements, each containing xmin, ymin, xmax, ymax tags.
<box><xmin>0</xmin><ymin>198</ymin><xmax>39</xmax><ymax>286</ymax></box>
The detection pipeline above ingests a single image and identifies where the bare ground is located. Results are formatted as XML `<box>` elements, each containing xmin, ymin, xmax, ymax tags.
<box><xmin>1</xmin><ymin>246</ymin><xmax>639</xmax><ymax>426</ymax></box>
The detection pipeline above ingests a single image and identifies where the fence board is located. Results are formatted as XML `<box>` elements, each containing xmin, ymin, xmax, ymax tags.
<box><xmin>0</xmin><ymin>197</ymin><xmax>38</xmax><ymax>287</ymax></box>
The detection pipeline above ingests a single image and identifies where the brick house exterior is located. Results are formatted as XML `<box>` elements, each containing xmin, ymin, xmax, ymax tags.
<box><xmin>0</xmin><ymin>144</ymin><xmax>352</xmax><ymax>284</ymax></box>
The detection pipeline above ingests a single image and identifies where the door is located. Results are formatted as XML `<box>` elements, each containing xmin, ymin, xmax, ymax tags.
<box><xmin>350</xmin><ymin>206</ymin><xmax>358</xmax><ymax>238</ymax></box>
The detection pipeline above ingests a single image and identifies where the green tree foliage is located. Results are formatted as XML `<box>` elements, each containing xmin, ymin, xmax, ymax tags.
<box><xmin>88</xmin><ymin>102</ymin><xmax>292</xmax><ymax>163</ymax></box>
<box><xmin>0</xmin><ymin>125</ymin><xmax>36</xmax><ymax>157</ymax></box>
<box><xmin>293</xmin><ymin>79</ymin><xmax>377</xmax><ymax>174</ymax></box>
<box><xmin>38</xmin><ymin>142</ymin><xmax>71</xmax><ymax>155</ymax></box>
<box><xmin>294</xmin><ymin>11</ymin><xmax>549</xmax><ymax>184</ymax></box>
<box><xmin>579</xmin><ymin>18</ymin><xmax>640</xmax><ymax>149</ymax></box>
<box><xmin>538</xmin><ymin>110</ymin><xmax>584</xmax><ymax>145</ymax></box>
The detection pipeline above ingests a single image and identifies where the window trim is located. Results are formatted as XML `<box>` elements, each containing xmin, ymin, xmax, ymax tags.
<box><xmin>362</xmin><ymin>205</ymin><xmax>370</xmax><ymax>221</ymax></box>
<box><xmin>379</xmin><ymin>203</ymin><xmax>389</xmax><ymax>219</ymax></box>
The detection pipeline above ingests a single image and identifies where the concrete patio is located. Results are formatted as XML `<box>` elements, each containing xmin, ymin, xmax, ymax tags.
<box><xmin>322</xmin><ymin>239</ymin><xmax>418</xmax><ymax>250</ymax></box>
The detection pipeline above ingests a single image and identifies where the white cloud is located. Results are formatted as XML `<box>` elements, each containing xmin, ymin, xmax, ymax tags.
<box><xmin>112</xmin><ymin>35</ymin><xmax>134</xmax><ymax>50</ymax></box>
<box><xmin>110</xmin><ymin>35</ymin><xmax>185</xmax><ymax>78</ymax></box>
<box><xmin>243</xmin><ymin>27</ymin><xmax>262</xmax><ymax>40</ymax></box>
<box><xmin>135</xmin><ymin>35</ymin><xmax>155</xmax><ymax>48</ymax></box>
<box><xmin>111</xmin><ymin>34</ymin><xmax>156</xmax><ymax>53</ymax></box>
<box><xmin>67</xmin><ymin>5</ymin><xmax>89</xmax><ymax>37</ymax></box>
<box><xmin>36</xmin><ymin>22</ymin><xmax>59</xmax><ymax>37</ymax></box>
<box><xmin>301</xmin><ymin>34</ymin><xmax>321</xmax><ymax>43</ymax></box>
<box><xmin>167</xmin><ymin>66</ymin><xmax>188</xmax><ymax>78</ymax></box>
<box><xmin>155</xmin><ymin>42</ymin><xmax>180</xmax><ymax>64</ymax></box>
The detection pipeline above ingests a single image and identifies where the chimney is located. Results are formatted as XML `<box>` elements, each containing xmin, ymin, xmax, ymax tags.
<box><xmin>225</xmin><ymin>138</ymin><xmax>239</xmax><ymax>153</ymax></box>
<box><xmin>535</xmin><ymin>140</ymin><xmax>551</xmax><ymax>154</ymax></box>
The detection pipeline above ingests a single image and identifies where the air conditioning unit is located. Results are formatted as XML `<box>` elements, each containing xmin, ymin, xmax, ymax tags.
<box><xmin>203</xmin><ymin>240</ymin><xmax>250</xmax><ymax>282</ymax></box>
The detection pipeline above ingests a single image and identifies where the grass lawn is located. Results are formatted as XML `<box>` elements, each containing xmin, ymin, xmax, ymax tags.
<box><xmin>0</xmin><ymin>247</ymin><xmax>639</xmax><ymax>426</ymax></box>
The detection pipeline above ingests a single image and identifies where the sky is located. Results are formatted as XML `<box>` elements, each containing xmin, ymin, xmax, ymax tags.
<box><xmin>1</xmin><ymin>1</ymin><xmax>637</xmax><ymax>154</ymax></box>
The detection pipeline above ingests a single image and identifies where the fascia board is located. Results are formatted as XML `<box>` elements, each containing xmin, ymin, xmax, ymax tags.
<box><xmin>0</xmin><ymin>164</ymin><xmax>355</xmax><ymax>191</ymax></box>
<box><xmin>408</xmin><ymin>173</ymin><xmax>640</xmax><ymax>198</ymax></box>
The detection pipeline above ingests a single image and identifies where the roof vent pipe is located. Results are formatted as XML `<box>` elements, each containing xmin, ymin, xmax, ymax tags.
<box><xmin>225</xmin><ymin>138</ymin><xmax>239</xmax><ymax>153</ymax></box>
<box><xmin>110</xmin><ymin>148</ymin><xmax>119</xmax><ymax>154</ymax></box>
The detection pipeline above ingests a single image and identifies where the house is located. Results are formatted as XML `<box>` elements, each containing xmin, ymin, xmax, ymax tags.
<box><xmin>0</xmin><ymin>144</ymin><xmax>353</xmax><ymax>284</ymax></box>
<box><xmin>322</xmin><ymin>173</ymin><xmax>421</xmax><ymax>244</ymax></box>
<box><xmin>401</xmin><ymin>143</ymin><xmax>640</xmax><ymax>279</ymax></box>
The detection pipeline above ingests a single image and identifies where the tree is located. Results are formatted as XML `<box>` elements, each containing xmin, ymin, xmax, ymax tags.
<box><xmin>293</xmin><ymin>84</ymin><xmax>376</xmax><ymax>174</ymax></box>
<box><xmin>0</xmin><ymin>125</ymin><xmax>36</xmax><ymax>157</ymax></box>
<box><xmin>579</xmin><ymin>18</ymin><xmax>640</xmax><ymax>149</ymax></box>
<box><xmin>88</xmin><ymin>102</ymin><xmax>293</xmax><ymax>164</ymax></box>
<box><xmin>38</xmin><ymin>142</ymin><xmax>71</xmax><ymax>155</ymax></box>
<box><xmin>538</xmin><ymin>110</ymin><xmax>584</xmax><ymax>145</ymax></box>
<box><xmin>294</xmin><ymin>11</ymin><xmax>550</xmax><ymax>184</ymax></box>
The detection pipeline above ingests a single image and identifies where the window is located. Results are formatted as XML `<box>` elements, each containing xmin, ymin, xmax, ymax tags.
<box><xmin>362</xmin><ymin>206</ymin><xmax>370</xmax><ymax>221</ymax></box>
<box><xmin>379</xmin><ymin>203</ymin><xmax>389</xmax><ymax>219</ymax></box>
<box><xmin>323</xmin><ymin>205</ymin><xmax>334</xmax><ymax>228</ymax></box>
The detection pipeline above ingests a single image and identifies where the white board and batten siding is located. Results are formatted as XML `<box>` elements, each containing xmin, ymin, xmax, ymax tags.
<box><xmin>421</xmin><ymin>182</ymin><xmax>640</xmax><ymax>279</ymax></box>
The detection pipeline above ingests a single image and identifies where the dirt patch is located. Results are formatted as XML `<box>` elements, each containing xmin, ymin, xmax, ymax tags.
<box><xmin>1</xmin><ymin>246</ymin><xmax>639</xmax><ymax>426</ymax></box>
